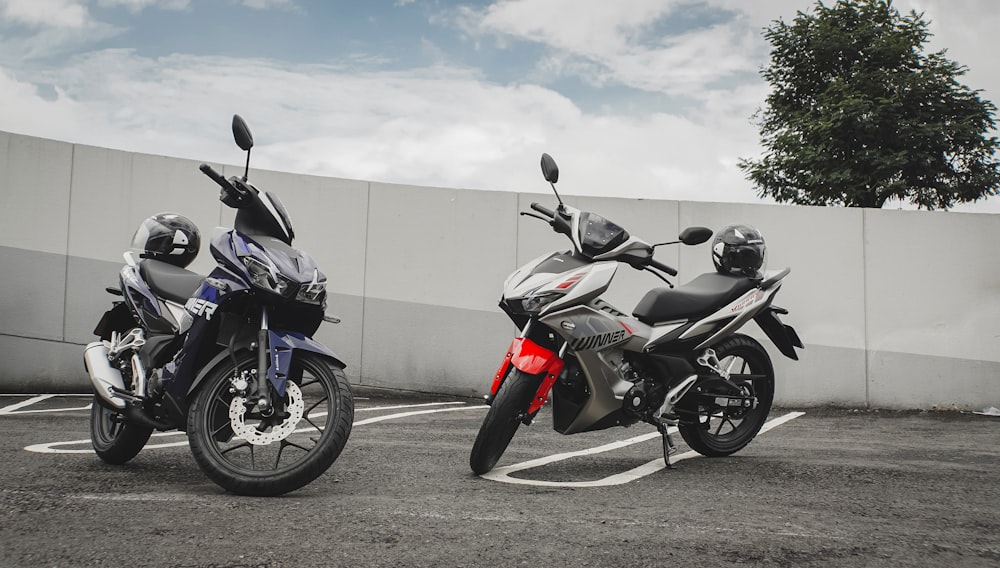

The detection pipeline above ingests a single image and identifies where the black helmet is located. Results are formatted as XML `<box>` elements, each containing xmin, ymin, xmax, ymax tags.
<box><xmin>711</xmin><ymin>224</ymin><xmax>766</xmax><ymax>278</ymax></box>
<box><xmin>131</xmin><ymin>212</ymin><xmax>201</xmax><ymax>268</ymax></box>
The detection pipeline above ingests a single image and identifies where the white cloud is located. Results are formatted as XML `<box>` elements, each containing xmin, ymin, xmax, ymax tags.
<box><xmin>0</xmin><ymin>0</ymin><xmax>92</xmax><ymax>28</ymax></box>
<box><xmin>475</xmin><ymin>0</ymin><xmax>679</xmax><ymax>53</ymax></box>
<box><xmin>234</xmin><ymin>0</ymin><xmax>297</xmax><ymax>10</ymax></box>
<box><xmin>0</xmin><ymin>47</ymin><xmax>761</xmax><ymax>204</ymax></box>
<box><xmin>97</xmin><ymin>0</ymin><xmax>191</xmax><ymax>12</ymax></box>
<box><xmin>0</xmin><ymin>1</ymin><xmax>120</xmax><ymax>63</ymax></box>
<box><xmin>467</xmin><ymin>0</ymin><xmax>765</xmax><ymax>98</ymax></box>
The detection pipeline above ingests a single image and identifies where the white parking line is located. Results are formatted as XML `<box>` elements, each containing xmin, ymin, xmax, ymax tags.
<box><xmin>2</xmin><ymin>396</ymin><xmax>468</xmax><ymax>417</ymax></box>
<box><xmin>354</xmin><ymin>405</ymin><xmax>485</xmax><ymax>426</ymax></box>
<box><xmin>357</xmin><ymin>402</ymin><xmax>467</xmax><ymax>412</ymax></box>
<box><xmin>23</xmin><ymin>401</ymin><xmax>485</xmax><ymax>454</ymax></box>
<box><xmin>0</xmin><ymin>394</ymin><xmax>91</xmax><ymax>415</ymax></box>
<box><xmin>1</xmin><ymin>395</ymin><xmax>55</xmax><ymax>414</ymax></box>
<box><xmin>2</xmin><ymin>404</ymin><xmax>94</xmax><ymax>415</ymax></box>
<box><xmin>481</xmin><ymin>411</ymin><xmax>806</xmax><ymax>488</ymax></box>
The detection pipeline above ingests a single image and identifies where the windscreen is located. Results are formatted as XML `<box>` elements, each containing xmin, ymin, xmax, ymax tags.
<box><xmin>578</xmin><ymin>212</ymin><xmax>629</xmax><ymax>258</ymax></box>
<box><xmin>265</xmin><ymin>191</ymin><xmax>294</xmax><ymax>239</ymax></box>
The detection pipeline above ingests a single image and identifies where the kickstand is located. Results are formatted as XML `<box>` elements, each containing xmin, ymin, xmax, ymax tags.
<box><xmin>658</xmin><ymin>423</ymin><xmax>677</xmax><ymax>469</ymax></box>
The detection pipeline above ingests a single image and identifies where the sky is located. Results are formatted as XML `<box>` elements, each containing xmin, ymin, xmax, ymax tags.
<box><xmin>2</xmin><ymin>0</ymin><xmax>999</xmax><ymax>213</ymax></box>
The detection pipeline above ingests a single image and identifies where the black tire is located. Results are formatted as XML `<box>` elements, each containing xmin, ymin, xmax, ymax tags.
<box><xmin>677</xmin><ymin>334</ymin><xmax>775</xmax><ymax>457</ymax></box>
<box><xmin>90</xmin><ymin>396</ymin><xmax>154</xmax><ymax>465</ymax></box>
<box><xmin>186</xmin><ymin>351</ymin><xmax>354</xmax><ymax>496</ymax></box>
<box><xmin>469</xmin><ymin>369</ymin><xmax>543</xmax><ymax>475</ymax></box>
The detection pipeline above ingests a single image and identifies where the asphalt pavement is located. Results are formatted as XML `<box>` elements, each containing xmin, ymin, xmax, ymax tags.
<box><xmin>1</xmin><ymin>389</ymin><xmax>998</xmax><ymax>567</ymax></box>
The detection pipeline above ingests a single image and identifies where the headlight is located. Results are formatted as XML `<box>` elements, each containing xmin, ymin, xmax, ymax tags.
<box><xmin>243</xmin><ymin>256</ymin><xmax>294</xmax><ymax>298</ymax></box>
<box><xmin>521</xmin><ymin>290</ymin><xmax>563</xmax><ymax>314</ymax></box>
<box><xmin>296</xmin><ymin>280</ymin><xmax>326</xmax><ymax>304</ymax></box>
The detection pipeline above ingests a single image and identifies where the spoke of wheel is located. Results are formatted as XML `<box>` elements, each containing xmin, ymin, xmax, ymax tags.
<box><xmin>279</xmin><ymin>439</ymin><xmax>312</xmax><ymax>466</ymax></box>
<box><xmin>108</xmin><ymin>415</ymin><xmax>120</xmax><ymax>436</ymax></box>
<box><xmin>283</xmin><ymin>439</ymin><xmax>311</xmax><ymax>452</ymax></box>
<box><xmin>302</xmin><ymin>416</ymin><xmax>323</xmax><ymax>433</ymax></box>
<box><xmin>210</xmin><ymin>418</ymin><xmax>232</xmax><ymax>440</ymax></box>
<box><xmin>221</xmin><ymin>441</ymin><xmax>251</xmax><ymax>456</ymax></box>
<box><xmin>273</xmin><ymin>442</ymin><xmax>285</xmax><ymax>469</ymax></box>
<box><xmin>714</xmin><ymin>416</ymin><xmax>737</xmax><ymax>436</ymax></box>
<box><xmin>212</xmin><ymin>391</ymin><xmax>230</xmax><ymax>409</ymax></box>
<box><xmin>304</xmin><ymin>395</ymin><xmax>328</xmax><ymax>416</ymax></box>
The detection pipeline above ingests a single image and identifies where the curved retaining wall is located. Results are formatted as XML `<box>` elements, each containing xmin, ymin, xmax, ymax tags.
<box><xmin>2</xmin><ymin>130</ymin><xmax>998</xmax><ymax>409</ymax></box>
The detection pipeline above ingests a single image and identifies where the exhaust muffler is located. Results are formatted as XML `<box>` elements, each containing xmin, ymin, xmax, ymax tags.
<box><xmin>84</xmin><ymin>341</ymin><xmax>127</xmax><ymax>409</ymax></box>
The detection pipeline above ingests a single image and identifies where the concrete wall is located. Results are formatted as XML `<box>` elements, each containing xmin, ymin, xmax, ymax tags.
<box><xmin>2</xmin><ymin>130</ymin><xmax>998</xmax><ymax>409</ymax></box>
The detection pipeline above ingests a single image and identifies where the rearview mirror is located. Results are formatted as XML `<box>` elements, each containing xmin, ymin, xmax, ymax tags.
<box><xmin>232</xmin><ymin>115</ymin><xmax>254</xmax><ymax>151</ymax></box>
<box><xmin>540</xmin><ymin>153</ymin><xmax>559</xmax><ymax>184</ymax></box>
<box><xmin>679</xmin><ymin>226</ymin><xmax>713</xmax><ymax>245</ymax></box>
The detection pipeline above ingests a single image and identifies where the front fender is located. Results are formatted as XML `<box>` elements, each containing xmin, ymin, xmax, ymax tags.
<box><xmin>266</xmin><ymin>330</ymin><xmax>346</xmax><ymax>396</ymax></box>
<box><xmin>188</xmin><ymin>329</ymin><xmax>345</xmax><ymax>398</ymax></box>
<box><xmin>489</xmin><ymin>337</ymin><xmax>564</xmax><ymax>415</ymax></box>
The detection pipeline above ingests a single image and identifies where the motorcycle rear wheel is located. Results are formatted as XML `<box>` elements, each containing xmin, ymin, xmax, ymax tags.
<box><xmin>677</xmin><ymin>334</ymin><xmax>775</xmax><ymax>457</ymax></box>
<box><xmin>469</xmin><ymin>368</ymin><xmax>543</xmax><ymax>475</ymax></box>
<box><xmin>90</xmin><ymin>396</ymin><xmax>154</xmax><ymax>465</ymax></box>
<box><xmin>187</xmin><ymin>351</ymin><xmax>354</xmax><ymax>496</ymax></box>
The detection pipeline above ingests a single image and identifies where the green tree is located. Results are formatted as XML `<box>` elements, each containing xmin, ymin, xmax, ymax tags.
<box><xmin>739</xmin><ymin>0</ymin><xmax>1000</xmax><ymax>209</ymax></box>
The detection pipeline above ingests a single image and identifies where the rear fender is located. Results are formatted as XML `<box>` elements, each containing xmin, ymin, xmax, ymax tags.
<box><xmin>488</xmin><ymin>337</ymin><xmax>564</xmax><ymax>415</ymax></box>
<box><xmin>754</xmin><ymin>307</ymin><xmax>803</xmax><ymax>360</ymax></box>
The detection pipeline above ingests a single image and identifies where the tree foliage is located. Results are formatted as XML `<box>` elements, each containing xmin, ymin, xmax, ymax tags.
<box><xmin>739</xmin><ymin>0</ymin><xmax>1000</xmax><ymax>209</ymax></box>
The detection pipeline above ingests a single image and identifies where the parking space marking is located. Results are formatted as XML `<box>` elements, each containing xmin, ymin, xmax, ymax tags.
<box><xmin>354</xmin><ymin>405</ymin><xmax>485</xmax><ymax>426</ymax></box>
<box><xmin>25</xmin><ymin>431</ymin><xmax>192</xmax><ymax>454</ymax></box>
<box><xmin>23</xmin><ymin>401</ymin><xmax>485</xmax><ymax>454</ymax></box>
<box><xmin>1</xmin><ymin>394</ymin><xmax>92</xmax><ymax>415</ymax></box>
<box><xmin>358</xmin><ymin>402</ymin><xmax>467</xmax><ymax>412</ymax></box>
<box><xmin>1</xmin><ymin>395</ymin><xmax>53</xmax><ymax>413</ymax></box>
<box><xmin>1</xmin><ymin>397</ymin><xmax>465</xmax><ymax>418</ymax></box>
<box><xmin>481</xmin><ymin>411</ymin><xmax>805</xmax><ymax>488</ymax></box>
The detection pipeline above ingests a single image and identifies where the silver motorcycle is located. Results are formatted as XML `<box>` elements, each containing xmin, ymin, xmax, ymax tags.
<box><xmin>470</xmin><ymin>153</ymin><xmax>802</xmax><ymax>475</ymax></box>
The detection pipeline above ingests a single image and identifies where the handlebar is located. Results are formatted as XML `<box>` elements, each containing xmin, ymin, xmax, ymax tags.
<box><xmin>199</xmin><ymin>163</ymin><xmax>232</xmax><ymax>188</ymax></box>
<box><xmin>526</xmin><ymin>200</ymin><xmax>679</xmax><ymax>278</ymax></box>
<box><xmin>528</xmin><ymin>201</ymin><xmax>573</xmax><ymax>238</ymax></box>
<box><xmin>200</xmin><ymin>163</ymin><xmax>251</xmax><ymax>207</ymax></box>
<box><xmin>530</xmin><ymin>202</ymin><xmax>555</xmax><ymax>218</ymax></box>
<box><xmin>648</xmin><ymin>258</ymin><xmax>678</xmax><ymax>277</ymax></box>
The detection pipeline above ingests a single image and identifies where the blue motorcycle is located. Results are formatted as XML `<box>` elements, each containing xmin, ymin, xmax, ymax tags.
<box><xmin>84</xmin><ymin>115</ymin><xmax>354</xmax><ymax>496</ymax></box>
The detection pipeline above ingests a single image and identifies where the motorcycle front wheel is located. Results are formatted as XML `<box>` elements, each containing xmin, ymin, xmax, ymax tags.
<box><xmin>90</xmin><ymin>396</ymin><xmax>154</xmax><ymax>465</ymax></box>
<box><xmin>677</xmin><ymin>333</ymin><xmax>775</xmax><ymax>457</ymax></box>
<box><xmin>187</xmin><ymin>351</ymin><xmax>354</xmax><ymax>496</ymax></box>
<box><xmin>469</xmin><ymin>368</ymin><xmax>543</xmax><ymax>475</ymax></box>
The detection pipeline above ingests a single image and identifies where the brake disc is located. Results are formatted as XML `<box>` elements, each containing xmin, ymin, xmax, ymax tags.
<box><xmin>229</xmin><ymin>382</ymin><xmax>305</xmax><ymax>445</ymax></box>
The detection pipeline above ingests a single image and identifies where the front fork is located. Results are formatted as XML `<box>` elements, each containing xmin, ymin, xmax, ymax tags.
<box><xmin>254</xmin><ymin>307</ymin><xmax>273</xmax><ymax>413</ymax></box>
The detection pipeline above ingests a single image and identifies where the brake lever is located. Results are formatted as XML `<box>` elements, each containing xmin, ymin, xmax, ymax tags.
<box><xmin>644</xmin><ymin>266</ymin><xmax>675</xmax><ymax>288</ymax></box>
<box><xmin>519</xmin><ymin>211</ymin><xmax>551</xmax><ymax>222</ymax></box>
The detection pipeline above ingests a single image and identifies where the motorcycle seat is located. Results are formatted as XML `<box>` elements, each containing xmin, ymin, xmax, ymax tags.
<box><xmin>632</xmin><ymin>272</ymin><xmax>757</xmax><ymax>325</ymax></box>
<box><xmin>139</xmin><ymin>259</ymin><xmax>205</xmax><ymax>304</ymax></box>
